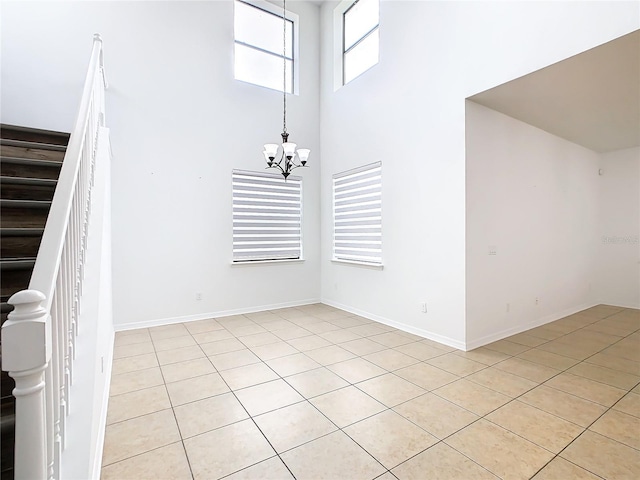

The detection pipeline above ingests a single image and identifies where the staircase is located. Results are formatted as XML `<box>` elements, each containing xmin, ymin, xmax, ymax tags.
<box><xmin>1</xmin><ymin>124</ymin><xmax>69</xmax><ymax>480</ymax></box>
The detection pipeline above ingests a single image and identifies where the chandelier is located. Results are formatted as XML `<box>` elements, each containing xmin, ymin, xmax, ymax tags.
<box><xmin>263</xmin><ymin>0</ymin><xmax>310</xmax><ymax>179</ymax></box>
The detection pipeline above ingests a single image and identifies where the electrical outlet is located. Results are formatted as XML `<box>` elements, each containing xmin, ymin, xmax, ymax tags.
<box><xmin>196</xmin><ymin>292</ymin><xmax>202</xmax><ymax>301</ymax></box>
<box><xmin>488</xmin><ymin>245</ymin><xmax>497</xmax><ymax>256</ymax></box>
<box><xmin>421</xmin><ymin>302</ymin><xmax>427</xmax><ymax>313</ymax></box>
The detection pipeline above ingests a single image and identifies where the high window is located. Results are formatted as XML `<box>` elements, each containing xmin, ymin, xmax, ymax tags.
<box><xmin>333</xmin><ymin>162</ymin><xmax>382</xmax><ymax>265</ymax></box>
<box><xmin>234</xmin><ymin>0</ymin><xmax>296</xmax><ymax>93</ymax></box>
<box><xmin>342</xmin><ymin>0</ymin><xmax>379</xmax><ymax>84</ymax></box>
<box><xmin>232</xmin><ymin>170</ymin><xmax>302</xmax><ymax>262</ymax></box>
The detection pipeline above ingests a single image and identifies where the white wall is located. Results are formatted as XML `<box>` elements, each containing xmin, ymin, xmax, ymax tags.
<box><xmin>1</xmin><ymin>0</ymin><xmax>321</xmax><ymax>328</ymax></box>
<box><xmin>319</xmin><ymin>0</ymin><xmax>638</xmax><ymax>348</ymax></box>
<box><xmin>465</xmin><ymin>102</ymin><xmax>601</xmax><ymax>347</ymax></box>
<box><xmin>2</xmin><ymin>0</ymin><xmax>637</xmax><ymax>339</ymax></box>
<box><xmin>597</xmin><ymin>147</ymin><xmax>640</xmax><ymax>308</ymax></box>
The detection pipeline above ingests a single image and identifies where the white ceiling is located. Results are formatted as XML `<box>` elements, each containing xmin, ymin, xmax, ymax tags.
<box><xmin>469</xmin><ymin>30</ymin><xmax>640</xmax><ymax>153</ymax></box>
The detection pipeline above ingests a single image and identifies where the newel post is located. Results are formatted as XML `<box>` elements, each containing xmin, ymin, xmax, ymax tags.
<box><xmin>1</xmin><ymin>290</ymin><xmax>51</xmax><ymax>480</ymax></box>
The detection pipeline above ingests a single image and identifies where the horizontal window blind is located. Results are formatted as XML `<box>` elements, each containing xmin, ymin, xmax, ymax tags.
<box><xmin>333</xmin><ymin>162</ymin><xmax>382</xmax><ymax>265</ymax></box>
<box><xmin>232</xmin><ymin>170</ymin><xmax>302</xmax><ymax>262</ymax></box>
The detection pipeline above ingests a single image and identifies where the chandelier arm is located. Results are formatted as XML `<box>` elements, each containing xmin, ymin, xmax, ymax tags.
<box><xmin>288</xmin><ymin>160</ymin><xmax>305</xmax><ymax>171</ymax></box>
<box><xmin>266</xmin><ymin>156</ymin><xmax>306</xmax><ymax>177</ymax></box>
<box><xmin>267</xmin><ymin>162</ymin><xmax>286</xmax><ymax>175</ymax></box>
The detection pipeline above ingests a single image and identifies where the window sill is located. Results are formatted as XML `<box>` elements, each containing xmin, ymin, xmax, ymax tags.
<box><xmin>231</xmin><ymin>258</ymin><xmax>305</xmax><ymax>266</ymax></box>
<box><xmin>331</xmin><ymin>259</ymin><xmax>384</xmax><ymax>270</ymax></box>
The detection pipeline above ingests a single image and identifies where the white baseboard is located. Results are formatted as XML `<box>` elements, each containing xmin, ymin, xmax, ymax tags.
<box><xmin>321</xmin><ymin>299</ymin><xmax>466</xmax><ymax>351</ymax></box>
<box><xmin>595</xmin><ymin>299</ymin><xmax>640</xmax><ymax>310</ymax></box>
<box><xmin>464</xmin><ymin>301</ymin><xmax>598</xmax><ymax>351</ymax></box>
<box><xmin>114</xmin><ymin>298</ymin><xmax>321</xmax><ymax>332</ymax></box>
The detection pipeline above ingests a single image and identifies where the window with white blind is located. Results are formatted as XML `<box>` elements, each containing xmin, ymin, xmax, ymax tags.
<box><xmin>232</xmin><ymin>170</ymin><xmax>302</xmax><ymax>262</ymax></box>
<box><xmin>332</xmin><ymin>162</ymin><xmax>382</xmax><ymax>265</ymax></box>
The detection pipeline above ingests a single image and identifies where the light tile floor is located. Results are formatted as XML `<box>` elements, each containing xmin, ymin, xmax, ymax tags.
<box><xmin>101</xmin><ymin>304</ymin><xmax>640</xmax><ymax>480</ymax></box>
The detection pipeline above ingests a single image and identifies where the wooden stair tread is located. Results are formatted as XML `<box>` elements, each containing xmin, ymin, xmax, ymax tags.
<box><xmin>1</xmin><ymin>258</ymin><xmax>37</xmax><ymax>267</ymax></box>
<box><xmin>0</xmin><ymin>233</ymin><xmax>43</xmax><ymax>258</ymax></box>
<box><xmin>0</xmin><ymin>198</ymin><xmax>52</xmax><ymax>208</ymax></box>
<box><xmin>0</xmin><ymin>156</ymin><xmax>62</xmax><ymax>166</ymax></box>
<box><xmin>1</xmin><ymin>228</ymin><xmax>45</xmax><ymax>236</ymax></box>
<box><xmin>1</xmin><ymin>156</ymin><xmax>63</xmax><ymax>180</ymax></box>
<box><xmin>1</xmin><ymin>270</ymin><xmax>32</xmax><ymax>296</ymax></box>
<box><xmin>0</xmin><ymin>176</ymin><xmax>57</xmax><ymax>186</ymax></box>
<box><xmin>0</xmin><ymin>176</ymin><xmax>57</xmax><ymax>201</ymax></box>
<box><xmin>0</xmin><ymin>124</ymin><xmax>70</xmax><ymax>146</ymax></box>
<box><xmin>0</xmin><ymin>145</ymin><xmax>65</xmax><ymax>162</ymax></box>
<box><xmin>0</xmin><ymin>138</ymin><xmax>67</xmax><ymax>152</ymax></box>
<box><xmin>1</xmin><ymin>200</ymin><xmax>52</xmax><ymax>229</ymax></box>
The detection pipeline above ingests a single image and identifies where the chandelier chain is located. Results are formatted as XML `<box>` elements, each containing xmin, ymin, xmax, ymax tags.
<box><xmin>283</xmin><ymin>0</ymin><xmax>287</xmax><ymax>134</ymax></box>
<box><xmin>263</xmin><ymin>0</ymin><xmax>308</xmax><ymax>179</ymax></box>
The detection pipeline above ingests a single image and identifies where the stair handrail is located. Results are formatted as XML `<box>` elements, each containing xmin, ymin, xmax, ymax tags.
<box><xmin>31</xmin><ymin>34</ymin><xmax>105</xmax><ymax>299</ymax></box>
<box><xmin>1</xmin><ymin>34</ymin><xmax>108</xmax><ymax>480</ymax></box>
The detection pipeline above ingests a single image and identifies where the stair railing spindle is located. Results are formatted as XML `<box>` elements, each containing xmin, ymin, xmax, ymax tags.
<box><xmin>61</xmin><ymin>242</ymin><xmax>72</xmax><ymax>402</ymax></box>
<box><xmin>77</xmin><ymin>157</ymin><xmax>86</xmax><ymax>303</ymax></box>
<box><xmin>68</xmin><ymin>195</ymin><xmax>77</xmax><ymax>358</ymax></box>
<box><xmin>50</xmin><ymin>289</ymin><xmax>62</xmax><ymax>480</ymax></box>
<box><xmin>71</xmin><ymin>186</ymin><xmax>79</xmax><ymax>341</ymax></box>
<box><xmin>45</xmin><ymin>360</ymin><xmax>54</xmax><ymax>480</ymax></box>
<box><xmin>58</xmin><ymin>244</ymin><xmax>68</xmax><ymax>447</ymax></box>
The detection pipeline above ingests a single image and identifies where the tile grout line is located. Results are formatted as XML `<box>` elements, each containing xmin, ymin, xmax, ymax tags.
<box><xmin>191</xmin><ymin>310</ymin><xmax>317</xmax><ymax>479</ymax></box>
<box><xmin>266</xmin><ymin>335</ymin><xmax>496</xmax><ymax>478</ymax></box>
<box><xmin>175</xmin><ymin>314</ymin><xmax>295</xmax><ymax>479</ymax></box>
<box><xmin>104</xmin><ymin>308</ymin><xmax>344</xmax><ymax>477</ymax></box>
<box><xmin>151</xmin><ymin>323</ymin><xmax>199</xmax><ymax>480</ymax></box>
<box><xmin>207</xmin><ymin>310</ymin><xmax>426</xmax><ymax>477</ymax></box>
<box><xmin>526</xmin><ymin>377</ymin><xmax>640</xmax><ymax>479</ymax></box>
<box><xmin>210</xmin><ymin>306</ymin><xmax>380</xmax><ymax>477</ymax></box>
<box><xmin>383</xmin><ymin>309</ymin><xmax>638</xmax><ymax>478</ymax></box>
<box><xmin>475</xmin><ymin>312</ymin><xmax>639</xmax><ymax>478</ymax></box>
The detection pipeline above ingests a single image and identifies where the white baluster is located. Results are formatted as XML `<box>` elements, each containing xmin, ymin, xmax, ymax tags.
<box><xmin>61</xmin><ymin>245</ymin><xmax>71</xmax><ymax>414</ymax></box>
<box><xmin>71</xmin><ymin>194</ymin><xmax>79</xmax><ymax>346</ymax></box>
<box><xmin>45</xmin><ymin>362</ymin><xmax>54</xmax><ymax>480</ymax></box>
<box><xmin>78</xmin><ymin>160</ymin><xmax>86</xmax><ymax>302</ymax></box>
<box><xmin>51</xmin><ymin>290</ymin><xmax>63</xmax><ymax>480</ymax></box>
<box><xmin>1</xmin><ymin>290</ymin><xmax>50</xmax><ymax>480</ymax></box>
<box><xmin>75</xmin><ymin>181</ymin><xmax>82</xmax><ymax>325</ymax></box>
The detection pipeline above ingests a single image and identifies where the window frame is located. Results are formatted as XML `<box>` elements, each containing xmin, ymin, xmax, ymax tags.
<box><xmin>234</xmin><ymin>0</ymin><xmax>300</xmax><ymax>95</ymax></box>
<box><xmin>232</xmin><ymin>169</ymin><xmax>303</xmax><ymax>264</ymax></box>
<box><xmin>332</xmin><ymin>162</ymin><xmax>383</xmax><ymax>267</ymax></box>
<box><xmin>333</xmin><ymin>0</ymin><xmax>380</xmax><ymax>89</ymax></box>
